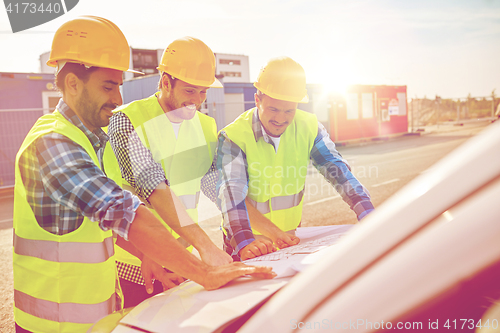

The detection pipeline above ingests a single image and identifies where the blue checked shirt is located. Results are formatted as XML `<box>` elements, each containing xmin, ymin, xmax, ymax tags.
<box><xmin>18</xmin><ymin>99</ymin><xmax>141</xmax><ymax>238</ymax></box>
<box><xmin>216</xmin><ymin>108</ymin><xmax>374</xmax><ymax>257</ymax></box>
<box><xmin>107</xmin><ymin>110</ymin><xmax>217</xmax><ymax>284</ymax></box>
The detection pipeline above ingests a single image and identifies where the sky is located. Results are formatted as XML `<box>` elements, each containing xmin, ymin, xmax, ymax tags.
<box><xmin>1</xmin><ymin>0</ymin><xmax>499</xmax><ymax>99</ymax></box>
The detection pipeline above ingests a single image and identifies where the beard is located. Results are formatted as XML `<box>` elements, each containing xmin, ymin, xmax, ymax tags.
<box><xmin>164</xmin><ymin>89</ymin><xmax>198</xmax><ymax>121</ymax></box>
<box><xmin>76</xmin><ymin>86</ymin><xmax>114</xmax><ymax>130</ymax></box>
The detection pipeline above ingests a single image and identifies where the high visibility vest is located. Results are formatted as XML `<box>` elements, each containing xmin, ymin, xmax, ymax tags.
<box><xmin>223</xmin><ymin>108</ymin><xmax>317</xmax><ymax>233</ymax></box>
<box><xmin>104</xmin><ymin>94</ymin><xmax>217</xmax><ymax>267</ymax></box>
<box><xmin>13</xmin><ymin>110</ymin><xmax>120</xmax><ymax>333</ymax></box>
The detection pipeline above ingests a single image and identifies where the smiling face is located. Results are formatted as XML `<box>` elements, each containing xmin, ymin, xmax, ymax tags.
<box><xmin>158</xmin><ymin>74</ymin><xmax>208</xmax><ymax>122</ymax></box>
<box><xmin>255</xmin><ymin>92</ymin><xmax>297</xmax><ymax>137</ymax></box>
<box><xmin>73</xmin><ymin>68</ymin><xmax>123</xmax><ymax>132</ymax></box>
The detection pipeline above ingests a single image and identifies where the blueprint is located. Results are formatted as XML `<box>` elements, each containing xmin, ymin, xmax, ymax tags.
<box><xmin>245</xmin><ymin>232</ymin><xmax>346</xmax><ymax>262</ymax></box>
<box><xmin>114</xmin><ymin>225</ymin><xmax>355</xmax><ymax>333</ymax></box>
<box><xmin>242</xmin><ymin>224</ymin><xmax>355</xmax><ymax>278</ymax></box>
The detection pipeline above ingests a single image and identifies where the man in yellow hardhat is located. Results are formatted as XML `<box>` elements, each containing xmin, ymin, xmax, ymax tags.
<box><xmin>216</xmin><ymin>56</ymin><xmax>374</xmax><ymax>261</ymax></box>
<box><xmin>104</xmin><ymin>37</ymin><xmax>233</xmax><ymax>307</ymax></box>
<box><xmin>13</xmin><ymin>16</ymin><xmax>274</xmax><ymax>333</ymax></box>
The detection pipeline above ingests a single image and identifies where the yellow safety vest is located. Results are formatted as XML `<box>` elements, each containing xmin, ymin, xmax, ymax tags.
<box><xmin>13</xmin><ymin>110</ymin><xmax>120</xmax><ymax>333</ymax></box>
<box><xmin>223</xmin><ymin>108</ymin><xmax>317</xmax><ymax>233</ymax></box>
<box><xmin>104</xmin><ymin>93</ymin><xmax>217</xmax><ymax>267</ymax></box>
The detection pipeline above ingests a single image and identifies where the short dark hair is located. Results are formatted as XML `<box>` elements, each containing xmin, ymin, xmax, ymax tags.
<box><xmin>55</xmin><ymin>63</ymin><xmax>99</xmax><ymax>93</ymax></box>
<box><xmin>157</xmin><ymin>72</ymin><xmax>177</xmax><ymax>90</ymax></box>
<box><xmin>256</xmin><ymin>90</ymin><xmax>267</xmax><ymax>101</ymax></box>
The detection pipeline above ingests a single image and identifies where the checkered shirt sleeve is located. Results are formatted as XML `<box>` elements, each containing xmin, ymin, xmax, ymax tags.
<box><xmin>200</xmin><ymin>157</ymin><xmax>218</xmax><ymax>203</ymax></box>
<box><xmin>117</xmin><ymin>261</ymin><xmax>145</xmax><ymax>285</ymax></box>
<box><xmin>311</xmin><ymin>123</ymin><xmax>374</xmax><ymax>220</ymax></box>
<box><xmin>116</xmin><ymin>259</ymin><xmax>175</xmax><ymax>285</ymax></box>
<box><xmin>17</xmin><ymin>100</ymin><xmax>141</xmax><ymax>238</ymax></box>
<box><xmin>108</xmin><ymin>112</ymin><xmax>168</xmax><ymax>203</ymax></box>
<box><xmin>216</xmin><ymin>131</ymin><xmax>255</xmax><ymax>257</ymax></box>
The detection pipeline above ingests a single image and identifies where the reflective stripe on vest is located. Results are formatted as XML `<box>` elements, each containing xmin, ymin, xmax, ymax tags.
<box><xmin>14</xmin><ymin>233</ymin><xmax>114</xmax><ymax>263</ymax></box>
<box><xmin>247</xmin><ymin>188</ymin><xmax>305</xmax><ymax>215</ymax></box>
<box><xmin>14</xmin><ymin>290</ymin><xmax>115</xmax><ymax>325</ymax></box>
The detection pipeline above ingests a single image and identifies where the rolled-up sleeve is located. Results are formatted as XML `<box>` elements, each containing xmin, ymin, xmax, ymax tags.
<box><xmin>108</xmin><ymin>112</ymin><xmax>168</xmax><ymax>203</ymax></box>
<box><xmin>200</xmin><ymin>157</ymin><xmax>218</xmax><ymax>203</ymax></box>
<box><xmin>216</xmin><ymin>131</ymin><xmax>255</xmax><ymax>255</ymax></box>
<box><xmin>310</xmin><ymin>123</ymin><xmax>374</xmax><ymax>220</ymax></box>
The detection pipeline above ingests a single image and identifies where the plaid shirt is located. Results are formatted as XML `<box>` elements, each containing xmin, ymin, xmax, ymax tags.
<box><xmin>108</xmin><ymin>111</ymin><xmax>169</xmax><ymax>204</ymax></box>
<box><xmin>216</xmin><ymin>108</ymin><xmax>374</xmax><ymax>257</ymax></box>
<box><xmin>18</xmin><ymin>99</ymin><xmax>141</xmax><ymax>239</ymax></box>
<box><xmin>108</xmin><ymin>111</ymin><xmax>218</xmax><ymax>204</ymax></box>
<box><xmin>108</xmin><ymin>110</ymin><xmax>217</xmax><ymax>284</ymax></box>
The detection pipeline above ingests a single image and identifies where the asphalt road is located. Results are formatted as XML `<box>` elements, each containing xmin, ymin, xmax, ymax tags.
<box><xmin>301</xmin><ymin>123</ymin><xmax>491</xmax><ymax>227</ymax></box>
<box><xmin>0</xmin><ymin>189</ymin><xmax>13</xmax><ymax>230</ymax></box>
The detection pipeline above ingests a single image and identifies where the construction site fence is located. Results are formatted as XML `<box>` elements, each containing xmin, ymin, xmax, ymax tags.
<box><xmin>408</xmin><ymin>96</ymin><xmax>500</xmax><ymax>128</ymax></box>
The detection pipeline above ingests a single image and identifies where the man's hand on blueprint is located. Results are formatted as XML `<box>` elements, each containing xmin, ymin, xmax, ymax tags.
<box><xmin>239</xmin><ymin>239</ymin><xmax>277</xmax><ymax>261</ymax></box>
<box><xmin>271</xmin><ymin>231</ymin><xmax>300</xmax><ymax>250</ymax></box>
<box><xmin>203</xmin><ymin>262</ymin><xmax>277</xmax><ymax>290</ymax></box>
<box><xmin>141</xmin><ymin>256</ymin><xmax>186</xmax><ymax>293</ymax></box>
<box><xmin>245</xmin><ymin>198</ymin><xmax>299</xmax><ymax>252</ymax></box>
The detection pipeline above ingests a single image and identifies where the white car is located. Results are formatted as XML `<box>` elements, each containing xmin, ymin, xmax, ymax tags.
<box><xmin>93</xmin><ymin>121</ymin><xmax>500</xmax><ymax>333</ymax></box>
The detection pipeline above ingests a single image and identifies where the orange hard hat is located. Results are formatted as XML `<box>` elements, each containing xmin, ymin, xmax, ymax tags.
<box><xmin>157</xmin><ymin>37</ymin><xmax>222</xmax><ymax>88</ymax></box>
<box><xmin>254</xmin><ymin>56</ymin><xmax>309</xmax><ymax>103</ymax></box>
<box><xmin>47</xmin><ymin>16</ymin><xmax>142</xmax><ymax>74</ymax></box>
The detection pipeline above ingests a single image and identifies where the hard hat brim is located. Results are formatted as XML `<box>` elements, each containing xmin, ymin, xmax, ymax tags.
<box><xmin>159</xmin><ymin>68</ymin><xmax>223</xmax><ymax>88</ymax></box>
<box><xmin>49</xmin><ymin>59</ymin><xmax>144</xmax><ymax>75</ymax></box>
<box><xmin>210</xmin><ymin>77</ymin><xmax>223</xmax><ymax>88</ymax></box>
<box><xmin>254</xmin><ymin>82</ymin><xmax>309</xmax><ymax>104</ymax></box>
<box><xmin>126</xmin><ymin>68</ymin><xmax>144</xmax><ymax>75</ymax></box>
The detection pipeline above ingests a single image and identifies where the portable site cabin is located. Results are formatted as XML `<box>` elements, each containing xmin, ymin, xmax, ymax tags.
<box><xmin>212</xmin><ymin>83</ymin><xmax>408</xmax><ymax>143</ymax></box>
<box><xmin>330</xmin><ymin>85</ymin><xmax>408</xmax><ymax>142</ymax></box>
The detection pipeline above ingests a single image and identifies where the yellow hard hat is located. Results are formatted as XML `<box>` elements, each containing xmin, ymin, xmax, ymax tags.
<box><xmin>254</xmin><ymin>56</ymin><xmax>309</xmax><ymax>103</ymax></box>
<box><xmin>47</xmin><ymin>16</ymin><xmax>142</xmax><ymax>74</ymax></box>
<box><xmin>157</xmin><ymin>37</ymin><xmax>223</xmax><ymax>88</ymax></box>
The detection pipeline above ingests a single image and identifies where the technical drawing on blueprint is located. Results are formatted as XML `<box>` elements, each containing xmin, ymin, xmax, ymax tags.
<box><xmin>245</xmin><ymin>232</ymin><xmax>346</xmax><ymax>262</ymax></box>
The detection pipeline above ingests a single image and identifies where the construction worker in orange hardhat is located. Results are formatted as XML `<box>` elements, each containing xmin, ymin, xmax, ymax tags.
<box><xmin>47</xmin><ymin>15</ymin><xmax>143</xmax><ymax>130</ymax></box>
<box><xmin>104</xmin><ymin>36</ymin><xmax>234</xmax><ymax>308</ymax></box>
<box><xmin>13</xmin><ymin>17</ymin><xmax>274</xmax><ymax>333</ymax></box>
<box><xmin>216</xmin><ymin>56</ymin><xmax>375</xmax><ymax>262</ymax></box>
<box><xmin>155</xmin><ymin>36</ymin><xmax>223</xmax><ymax>121</ymax></box>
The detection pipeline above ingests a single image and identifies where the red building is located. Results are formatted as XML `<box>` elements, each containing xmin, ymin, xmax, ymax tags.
<box><xmin>330</xmin><ymin>85</ymin><xmax>408</xmax><ymax>142</ymax></box>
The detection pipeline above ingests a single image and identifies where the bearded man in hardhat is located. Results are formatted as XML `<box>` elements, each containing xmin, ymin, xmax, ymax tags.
<box><xmin>216</xmin><ymin>56</ymin><xmax>374</xmax><ymax>261</ymax></box>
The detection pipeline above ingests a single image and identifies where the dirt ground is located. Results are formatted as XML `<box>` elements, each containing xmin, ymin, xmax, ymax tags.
<box><xmin>0</xmin><ymin>228</ymin><xmax>14</xmax><ymax>333</ymax></box>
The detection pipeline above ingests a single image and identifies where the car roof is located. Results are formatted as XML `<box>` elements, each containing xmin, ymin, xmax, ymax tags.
<box><xmin>239</xmin><ymin>121</ymin><xmax>500</xmax><ymax>332</ymax></box>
